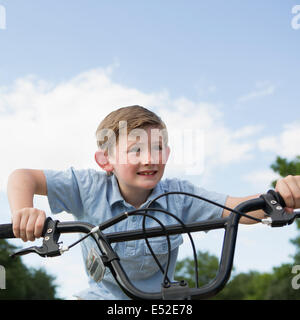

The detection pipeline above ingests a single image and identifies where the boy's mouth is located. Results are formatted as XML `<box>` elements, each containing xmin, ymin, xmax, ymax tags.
<box><xmin>137</xmin><ymin>170</ymin><xmax>158</xmax><ymax>176</ymax></box>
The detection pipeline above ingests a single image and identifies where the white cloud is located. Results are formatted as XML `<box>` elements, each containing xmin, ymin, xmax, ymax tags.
<box><xmin>242</xmin><ymin>169</ymin><xmax>280</xmax><ymax>191</ymax></box>
<box><xmin>258</xmin><ymin>122</ymin><xmax>300</xmax><ymax>158</ymax></box>
<box><xmin>237</xmin><ymin>81</ymin><xmax>275</xmax><ymax>103</ymax></box>
<box><xmin>0</xmin><ymin>66</ymin><xmax>260</xmax><ymax>191</ymax></box>
<box><xmin>158</xmin><ymin>98</ymin><xmax>259</xmax><ymax>175</ymax></box>
<box><xmin>232</xmin><ymin>125</ymin><xmax>264</xmax><ymax>139</ymax></box>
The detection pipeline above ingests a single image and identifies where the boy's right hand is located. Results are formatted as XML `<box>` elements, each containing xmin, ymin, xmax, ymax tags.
<box><xmin>12</xmin><ymin>208</ymin><xmax>46</xmax><ymax>242</ymax></box>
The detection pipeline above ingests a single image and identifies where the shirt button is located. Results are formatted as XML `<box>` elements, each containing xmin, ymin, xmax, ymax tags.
<box><xmin>132</xmin><ymin>216</ymin><xmax>137</xmax><ymax>222</ymax></box>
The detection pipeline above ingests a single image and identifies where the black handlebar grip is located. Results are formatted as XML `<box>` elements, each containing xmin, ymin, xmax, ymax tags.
<box><xmin>0</xmin><ymin>224</ymin><xmax>15</xmax><ymax>239</ymax></box>
<box><xmin>0</xmin><ymin>217</ymin><xmax>52</xmax><ymax>240</ymax></box>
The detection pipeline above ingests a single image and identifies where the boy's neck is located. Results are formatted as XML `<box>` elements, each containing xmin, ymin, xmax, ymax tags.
<box><xmin>117</xmin><ymin>181</ymin><xmax>153</xmax><ymax>209</ymax></box>
<box><xmin>125</xmin><ymin>189</ymin><xmax>153</xmax><ymax>209</ymax></box>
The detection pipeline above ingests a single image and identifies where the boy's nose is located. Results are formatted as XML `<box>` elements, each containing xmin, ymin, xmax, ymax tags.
<box><xmin>141</xmin><ymin>152</ymin><xmax>152</xmax><ymax>165</ymax></box>
<box><xmin>141</xmin><ymin>151</ymin><xmax>157</xmax><ymax>165</ymax></box>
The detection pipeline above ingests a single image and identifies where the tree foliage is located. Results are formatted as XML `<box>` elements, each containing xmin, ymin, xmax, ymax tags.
<box><xmin>0</xmin><ymin>240</ymin><xmax>59</xmax><ymax>299</ymax></box>
<box><xmin>271</xmin><ymin>156</ymin><xmax>300</xmax><ymax>188</ymax></box>
<box><xmin>175</xmin><ymin>250</ymin><xmax>219</xmax><ymax>288</ymax></box>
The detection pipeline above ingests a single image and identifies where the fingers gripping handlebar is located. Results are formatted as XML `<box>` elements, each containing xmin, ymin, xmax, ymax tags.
<box><xmin>10</xmin><ymin>218</ymin><xmax>61</xmax><ymax>258</ymax></box>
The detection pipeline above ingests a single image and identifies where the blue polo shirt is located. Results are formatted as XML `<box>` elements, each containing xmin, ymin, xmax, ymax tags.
<box><xmin>44</xmin><ymin>167</ymin><xmax>227</xmax><ymax>299</ymax></box>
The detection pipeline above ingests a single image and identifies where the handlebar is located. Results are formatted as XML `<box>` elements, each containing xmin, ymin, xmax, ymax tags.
<box><xmin>0</xmin><ymin>189</ymin><xmax>299</xmax><ymax>300</ymax></box>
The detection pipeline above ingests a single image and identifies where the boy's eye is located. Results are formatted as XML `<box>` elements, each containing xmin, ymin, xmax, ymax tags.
<box><xmin>128</xmin><ymin>144</ymin><xmax>162</xmax><ymax>153</ymax></box>
<box><xmin>128</xmin><ymin>146</ymin><xmax>141</xmax><ymax>153</ymax></box>
<box><xmin>152</xmin><ymin>145</ymin><xmax>163</xmax><ymax>151</ymax></box>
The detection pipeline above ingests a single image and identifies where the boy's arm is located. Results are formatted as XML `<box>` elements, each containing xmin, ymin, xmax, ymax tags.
<box><xmin>222</xmin><ymin>194</ymin><xmax>264</xmax><ymax>224</ymax></box>
<box><xmin>7</xmin><ymin>169</ymin><xmax>47</xmax><ymax>242</ymax></box>
<box><xmin>222</xmin><ymin>175</ymin><xmax>300</xmax><ymax>224</ymax></box>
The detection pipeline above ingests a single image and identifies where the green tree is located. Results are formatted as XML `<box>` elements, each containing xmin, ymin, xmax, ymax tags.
<box><xmin>175</xmin><ymin>250</ymin><xmax>219</xmax><ymax>288</ymax></box>
<box><xmin>216</xmin><ymin>271</ymin><xmax>273</xmax><ymax>300</ymax></box>
<box><xmin>0</xmin><ymin>240</ymin><xmax>59</xmax><ymax>299</ymax></box>
<box><xmin>270</xmin><ymin>156</ymin><xmax>300</xmax><ymax>188</ymax></box>
<box><xmin>265</xmin><ymin>264</ymin><xmax>300</xmax><ymax>299</ymax></box>
<box><xmin>268</xmin><ymin>155</ymin><xmax>300</xmax><ymax>299</ymax></box>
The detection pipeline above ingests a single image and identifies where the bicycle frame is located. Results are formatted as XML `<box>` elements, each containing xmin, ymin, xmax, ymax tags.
<box><xmin>54</xmin><ymin>197</ymin><xmax>262</xmax><ymax>299</ymax></box>
<box><xmin>0</xmin><ymin>190</ymin><xmax>299</xmax><ymax>300</ymax></box>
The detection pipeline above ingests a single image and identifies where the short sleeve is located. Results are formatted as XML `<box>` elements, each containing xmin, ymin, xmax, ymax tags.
<box><xmin>44</xmin><ymin>167</ymin><xmax>84</xmax><ymax>218</ymax></box>
<box><xmin>171</xmin><ymin>179</ymin><xmax>228</xmax><ymax>223</ymax></box>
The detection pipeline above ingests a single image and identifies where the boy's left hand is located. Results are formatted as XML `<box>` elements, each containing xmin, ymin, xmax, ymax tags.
<box><xmin>275</xmin><ymin>175</ymin><xmax>300</xmax><ymax>213</ymax></box>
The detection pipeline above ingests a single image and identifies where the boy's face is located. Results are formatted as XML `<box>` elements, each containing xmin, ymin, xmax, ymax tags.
<box><xmin>95</xmin><ymin>125</ymin><xmax>170</xmax><ymax>192</ymax></box>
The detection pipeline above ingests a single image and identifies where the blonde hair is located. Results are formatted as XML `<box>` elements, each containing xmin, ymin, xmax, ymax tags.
<box><xmin>96</xmin><ymin>105</ymin><xmax>168</xmax><ymax>150</ymax></box>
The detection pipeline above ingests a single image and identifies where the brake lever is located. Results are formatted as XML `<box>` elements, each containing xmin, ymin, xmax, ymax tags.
<box><xmin>260</xmin><ymin>190</ymin><xmax>300</xmax><ymax>227</ymax></box>
<box><xmin>11</xmin><ymin>217</ymin><xmax>62</xmax><ymax>258</ymax></box>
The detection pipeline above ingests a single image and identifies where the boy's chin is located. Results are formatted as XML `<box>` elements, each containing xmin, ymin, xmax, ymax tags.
<box><xmin>136</xmin><ymin>180</ymin><xmax>159</xmax><ymax>190</ymax></box>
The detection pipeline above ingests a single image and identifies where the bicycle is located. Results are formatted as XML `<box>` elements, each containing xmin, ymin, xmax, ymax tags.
<box><xmin>0</xmin><ymin>189</ymin><xmax>299</xmax><ymax>300</ymax></box>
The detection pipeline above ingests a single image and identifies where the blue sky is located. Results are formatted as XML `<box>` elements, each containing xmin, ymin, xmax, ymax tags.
<box><xmin>0</xmin><ymin>1</ymin><xmax>300</xmax><ymax>299</ymax></box>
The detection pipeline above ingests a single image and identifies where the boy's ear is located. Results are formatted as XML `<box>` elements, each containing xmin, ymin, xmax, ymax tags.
<box><xmin>164</xmin><ymin>145</ymin><xmax>171</xmax><ymax>164</ymax></box>
<box><xmin>166</xmin><ymin>146</ymin><xmax>170</xmax><ymax>157</ymax></box>
<box><xmin>95</xmin><ymin>150</ymin><xmax>114</xmax><ymax>173</ymax></box>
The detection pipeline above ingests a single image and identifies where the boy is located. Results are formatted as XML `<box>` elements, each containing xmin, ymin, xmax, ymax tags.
<box><xmin>7</xmin><ymin>105</ymin><xmax>300</xmax><ymax>299</ymax></box>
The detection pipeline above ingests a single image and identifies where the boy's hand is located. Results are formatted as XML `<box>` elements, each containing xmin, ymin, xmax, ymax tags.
<box><xmin>12</xmin><ymin>208</ymin><xmax>46</xmax><ymax>242</ymax></box>
<box><xmin>275</xmin><ymin>175</ymin><xmax>300</xmax><ymax>213</ymax></box>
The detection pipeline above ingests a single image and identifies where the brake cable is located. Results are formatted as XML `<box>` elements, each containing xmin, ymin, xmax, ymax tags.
<box><xmin>146</xmin><ymin>191</ymin><xmax>262</xmax><ymax>223</ymax></box>
<box><xmin>140</xmin><ymin>208</ymin><xmax>199</xmax><ymax>288</ymax></box>
<box><xmin>143</xmin><ymin>191</ymin><xmax>262</xmax><ymax>288</ymax></box>
<box><xmin>100</xmin><ymin>207</ymin><xmax>192</xmax><ymax>287</ymax></box>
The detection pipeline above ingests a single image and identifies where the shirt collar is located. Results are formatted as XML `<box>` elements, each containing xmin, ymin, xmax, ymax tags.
<box><xmin>108</xmin><ymin>174</ymin><xmax>167</xmax><ymax>210</ymax></box>
<box><xmin>108</xmin><ymin>174</ymin><xmax>124</xmax><ymax>206</ymax></box>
